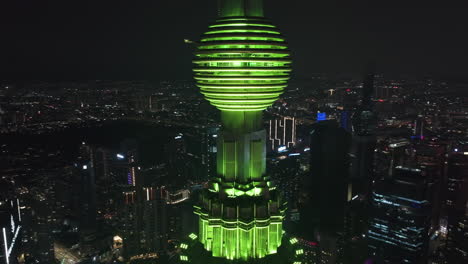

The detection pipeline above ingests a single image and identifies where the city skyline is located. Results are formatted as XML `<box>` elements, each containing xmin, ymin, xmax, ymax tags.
<box><xmin>1</xmin><ymin>0</ymin><xmax>468</xmax><ymax>264</ymax></box>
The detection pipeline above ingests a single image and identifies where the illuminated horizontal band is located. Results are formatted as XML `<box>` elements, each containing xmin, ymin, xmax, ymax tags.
<box><xmin>202</xmin><ymin>92</ymin><xmax>282</xmax><ymax>97</ymax></box>
<box><xmin>199</xmin><ymin>44</ymin><xmax>288</xmax><ymax>50</ymax></box>
<box><xmin>193</xmin><ymin>59</ymin><xmax>291</xmax><ymax>63</ymax></box>
<box><xmin>195</xmin><ymin>76</ymin><xmax>289</xmax><ymax>81</ymax></box>
<box><xmin>204</xmin><ymin>97</ymin><xmax>279</xmax><ymax>102</ymax></box>
<box><xmin>197</xmin><ymin>214</ymin><xmax>285</xmax><ymax>223</ymax></box>
<box><xmin>219</xmin><ymin>108</ymin><xmax>267</xmax><ymax>112</ymax></box>
<box><xmin>211</xmin><ymin>104</ymin><xmax>274</xmax><ymax>109</ymax></box>
<box><xmin>197</xmin><ymin>74</ymin><xmax>289</xmax><ymax>78</ymax></box>
<box><xmin>205</xmin><ymin>29</ymin><xmax>281</xmax><ymax>35</ymax></box>
<box><xmin>209</xmin><ymin>23</ymin><xmax>276</xmax><ymax>28</ymax></box>
<box><xmin>203</xmin><ymin>93</ymin><xmax>281</xmax><ymax>100</ymax></box>
<box><xmin>198</xmin><ymin>84</ymin><xmax>287</xmax><ymax>88</ymax></box>
<box><xmin>196</xmin><ymin>55</ymin><xmax>289</xmax><ymax>59</ymax></box>
<box><xmin>194</xmin><ymin>68</ymin><xmax>291</xmax><ymax>72</ymax></box>
<box><xmin>201</xmin><ymin>36</ymin><xmax>285</xmax><ymax>42</ymax></box>
<box><xmin>195</xmin><ymin>50</ymin><xmax>289</xmax><ymax>55</ymax></box>
<box><xmin>216</xmin><ymin>17</ymin><xmax>273</xmax><ymax>23</ymax></box>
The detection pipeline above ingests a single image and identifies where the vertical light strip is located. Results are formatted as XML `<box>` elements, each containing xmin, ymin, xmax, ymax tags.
<box><xmin>275</xmin><ymin>119</ymin><xmax>278</xmax><ymax>149</ymax></box>
<box><xmin>292</xmin><ymin>117</ymin><xmax>296</xmax><ymax>147</ymax></box>
<box><xmin>283</xmin><ymin>117</ymin><xmax>286</xmax><ymax>147</ymax></box>
<box><xmin>3</xmin><ymin>228</ymin><xmax>9</xmax><ymax>264</ymax></box>
<box><xmin>8</xmin><ymin>226</ymin><xmax>20</xmax><ymax>256</ymax></box>
<box><xmin>347</xmin><ymin>183</ymin><xmax>353</xmax><ymax>202</ymax></box>
<box><xmin>269</xmin><ymin>120</ymin><xmax>273</xmax><ymax>150</ymax></box>
<box><xmin>16</xmin><ymin>199</ymin><xmax>21</xmax><ymax>222</ymax></box>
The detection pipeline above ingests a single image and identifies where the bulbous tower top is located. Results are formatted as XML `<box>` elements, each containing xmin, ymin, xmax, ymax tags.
<box><xmin>193</xmin><ymin>1</ymin><xmax>291</xmax><ymax>112</ymax></box>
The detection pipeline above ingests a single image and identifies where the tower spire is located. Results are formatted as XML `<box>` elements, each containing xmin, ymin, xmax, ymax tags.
<box><xmin>218</xmin><ymin>0</ymin><xmax>264</xmax><ymax>18</ymax></box>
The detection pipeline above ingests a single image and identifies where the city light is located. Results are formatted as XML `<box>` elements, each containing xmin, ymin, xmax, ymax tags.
<box><xmin>0</xmin><ymin>0</ymin><xmax>465</xmax><ymax>263</ymax></box>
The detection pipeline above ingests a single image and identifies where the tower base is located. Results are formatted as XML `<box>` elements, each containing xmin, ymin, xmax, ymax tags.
<box><xmin>176</xmin><ymin>234</ymin><xmax>304</xmax><ymax>264</ymax></box>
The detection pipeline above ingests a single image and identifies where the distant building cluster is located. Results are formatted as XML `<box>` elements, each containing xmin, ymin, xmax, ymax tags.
<box><xmin>0</xmin><ymin>74</ymin><xmax>467</xmax><ymax>263</ymax></box>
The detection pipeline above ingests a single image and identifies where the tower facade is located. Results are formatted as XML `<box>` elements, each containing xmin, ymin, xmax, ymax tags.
<box><xmin>191</xmin><ymin>0</ymin><xmax>292</xmax><ymax>261</ymax></box>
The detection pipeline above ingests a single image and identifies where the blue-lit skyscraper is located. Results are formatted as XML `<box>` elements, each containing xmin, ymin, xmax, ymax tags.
<box><xmin>368</xmin><ymin>166</ymin><xmax>432</xmax><ymax>263</ymax></box>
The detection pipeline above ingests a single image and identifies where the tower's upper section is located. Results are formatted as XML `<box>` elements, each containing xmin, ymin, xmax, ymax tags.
<box><xmin>193</xmin><ymin>1</ymin><xmax>291</xmax><ymax>112</ymax></box>
<box><xmin>217</xmin><ymin>0</ymin><xmax>264</xmax><ymax>18</ymax></box>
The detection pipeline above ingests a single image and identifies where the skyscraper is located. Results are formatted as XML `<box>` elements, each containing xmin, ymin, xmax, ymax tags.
<box><xmin>368</xmin><ymin>166</ymin><xmax>432</xmax><ymax>263</ymax></box>
<box><xmin>178</xmin><ymin>0</ymin><xmax>302</xmax><ymax>263</ymax></box>
<box><xmin>350</xmin><ymin>72</ymin><xmax>377</xmax><ymax>194</ymax></box>
<box><xmin>445</xmin><ymin>147</ymin><xmax>468</xmax><ymax>263</ymax></box>
<box><xmin>301</xmin><ymin>120</ymin><xmax>351</xmax><ymax>263</ymax></box>
<box><xmin>74</xmin><ymin>144</ymin><xmax>98</xmax><ymax>235</ymax></box>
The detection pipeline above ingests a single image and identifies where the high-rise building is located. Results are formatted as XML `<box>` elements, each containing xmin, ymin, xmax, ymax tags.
<box><xmin>413</xmin><ymin>115</ymin><xmax>426</xmax><ymax>140</ymax></box>
<box><xmin>74</xmin><ymin>144</ymin><xmax>98</xmax><ymax>235</ymax></box>
<box><xmin>21</xmin><ymin>185</ymin><xmax>55</xmax><ymax>264</ymax></box>
<box><xmin>350</xmin><ymin>72</ymin><xmax>377</xmax><ymax>194</ymax></box>
<box><xmin>368</xmin><ymin>166</ymin><xmax>432</xmax><ymax>263</ymax></box>
<box><xmin>121</xmin><ymin>185</ymin><xmax>193</xmax><ymax>259</ymax></box>
<box><xmin>268</xmin><ymin>116</ymin><xmax>296</xmax><ymax>151</ymax></box>
<box><xmin>445</xmin><ymin>146</ymin><xmax>468</xmax><ymax>263</ymax></box>
<box><xmin>178</xmin><ymin>1</ymin><xmax>302</xmax><ymax>263</ymax></box>
<box><xmin>301</xmin><ymin>120</ymin><xmax>351</xmax><ymax>263</ymax></box>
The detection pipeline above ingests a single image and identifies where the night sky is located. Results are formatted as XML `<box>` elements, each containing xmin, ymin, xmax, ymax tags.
<box><xmin>1</xmin><ymin>0</ymin><xmax>467</xmax><ymax>81</ymax></box>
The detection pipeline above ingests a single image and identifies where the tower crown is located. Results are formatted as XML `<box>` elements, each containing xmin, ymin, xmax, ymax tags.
<box><xmin>193</xmin><ymin>15</ymin><xmax>291</xmax><ymax>111</ymax></box>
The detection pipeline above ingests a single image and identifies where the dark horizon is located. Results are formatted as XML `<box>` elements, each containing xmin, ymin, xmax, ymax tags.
<box><xmin>1</xmin><ymin>0</ymin><xmax>467</xmax><ymax>81</ymax></box>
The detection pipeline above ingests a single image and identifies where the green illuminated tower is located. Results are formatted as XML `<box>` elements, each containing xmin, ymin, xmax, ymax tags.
<box><xmin>179</xmin><ymin>1</ymin><xmax>302</xmax><ymax>263</ymax></box>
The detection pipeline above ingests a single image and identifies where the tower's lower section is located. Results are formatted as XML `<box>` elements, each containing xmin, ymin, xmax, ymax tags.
<box><xmin>178</xmin><ymin>233</ymin><xmax>304</xmax><ymax>264</ymax></box>
<box><xmin>191</xmin><ymin>124</ymin><xmax>286</xmax><ymax>260</ymax></box>
<box><xmin>194</xmin><ymin>189</ymin><xmax>286</xmax><ymax>260</ymax></box>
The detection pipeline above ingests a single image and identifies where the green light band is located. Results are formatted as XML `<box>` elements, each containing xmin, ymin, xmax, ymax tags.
<box><xmin>197</xmin><ymin>73</ymin><xmax>289</xmax><ymax>78</ymax></box>
<box><xmin>202</xmin><ymin>92</ymin><xmax>282</xmax><ymax>97</ymax></box>
<box><xmin>201</xmin><ymin>36</ymin><xmax>285</xmax><ymax>42</ymax></box>
<box><xmin>195</xmin><ymin>53</ymin><xmax>289</xmax><ymax>58</ymax></box>
<box><xmin>199</xmin><ymin>44</ymin><xmax>288</xmax><ymax>50</ymax></box>
<box><xmin>205</xmin><ymin>29</ymin><xmax>281</xmax><ymax>35</ymax></box>
<box><xmin>216</xmin><ymin>18</ymin><xmax>269</xmax><ymax>22</ymax></box>
<box><xmin>217</xmin><ymin>108</ymin><xmax>267</xmax><ymax>112</ymax></box>
<box><xmin>209</xmin><ymin>23</ymin><xmax>276</xmax><ymax>28</ymax></box>
<box><xmin>197</xmin><ymin>85</ymin><xmax>287</xmax><ymax>89</ymax></box>
<box><xmin>194</xmin><ymin>68</ymin><xmax>290</xmax><ymax>72</ymax></box>
<box><xmin>193</xmin><ymin>59</ymin><xmax>291</xmax><ymax>64</ymax></box>
<box><xmin>207</xmin><ymin>99</ymin><xmax>277</xmax><ymax>103</ymax></box>
<box><xmin>212</xmin><ymin>104</ymin><xmax>274</xmax><ymax>110</ymax></box>
<box><xmin>194</xmin><ymin>76</ymin><xmax>289</xmax><ymax>81</ymax></box>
